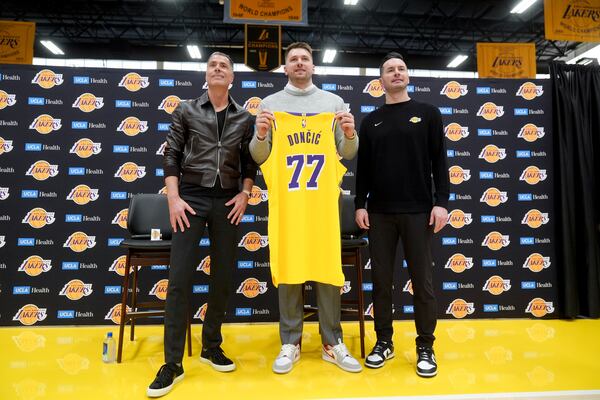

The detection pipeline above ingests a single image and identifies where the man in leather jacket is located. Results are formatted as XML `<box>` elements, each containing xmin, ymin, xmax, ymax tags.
<box><xmin>148</xmin><ymin>52</ymin><xmax>257</xmax><ymax>398</ymax></box>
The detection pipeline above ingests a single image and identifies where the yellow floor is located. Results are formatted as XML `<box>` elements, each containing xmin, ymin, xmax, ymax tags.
<box><xmin>1</xmin><ymin>320</ymin><xmax>600</xmax><ymax>400</ymax></box>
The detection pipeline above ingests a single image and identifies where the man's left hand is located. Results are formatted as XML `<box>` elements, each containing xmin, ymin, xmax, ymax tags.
<box><xmin>335</xmin><ymin>111</ymin><xmax>356</xmax><ymax>138</ymax></box>
<box><xmin>226</xmin><ymin>192</ymin><xmax>249</xmax><ymax>225</ymax></box>
<box><xmin>429</xmin><ymin>206</ymin><xmax>448</xmax><ymax>233</ymax></box>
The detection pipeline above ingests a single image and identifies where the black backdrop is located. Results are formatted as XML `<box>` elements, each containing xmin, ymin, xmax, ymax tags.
<box><xmin>0</xmin><ymin>65</ymin><xmax>556</xmax><ymax>326</ymax></box>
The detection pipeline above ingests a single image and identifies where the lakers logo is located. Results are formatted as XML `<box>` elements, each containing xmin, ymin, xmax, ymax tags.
<box><xmin>12</xmin><ymin>331</ymin><xmax>46</xmax><ymax>352</ymax></box>
<box><xmin>523</xmin><ymin>253</ymin><xmax>551</xmax><ymax>272</ymax></box>
<box><xmin>522</xmin><ymin>209</ymin><xmax>549</xmax><ymax>228</ymax></box>
<box><xmin>66</xmin><ymin>184</ymin><xmax>99</xmax><ymax>205</ymax></box>
<box><xmin>26</xmin><ymin>160</ymin><xmax>59</xmax><ymax>181</ymax></box>
<box><xmin>526</xmin><ymin>323</ymin><xmax>555</xmax><ymax>343</ymax></box>
<box><xmin>445</xmin><ymin>253</ymin><xmax>473</xmax><ymax>273</ymax></box>
<box><xmin>109</xmin><ymin>255</ymin><xmax>130</xmax><ymax>276</ymax></box>
<box><xmin>156</xmin><ymin>142</ymin><xmax>167</xmax><ymax>156</ymax></box>
<box><xmin>0</xmin><ymin>90</ymin><xmax>17</xmax><ymax>109</ymax></box>
<box><xmin>444</xmin><ymin>123</ymin><xmax>469</xmax><ymax>141</ymax></box>
<box><xmin>105</xmin><ymin>304</ymin><xmax>131</xmax><ymax>324</ymax></box>
<box><xmin>0</xmin><ymin>137</ymin><xmax>14</xmax><ymax>154</ymax></box>
<box><xmin>29</xmin><ymin>114</ymin><xmax>62</xmax><ymax>134</ymax></box>
<box><xmin>526</xmin><ymin>298</ymin><xmax>554</xmax><ymax>318</ymax></box>
<box><xmin>0</xmin><ymin>187</ymin><xmax>8</xmax><ymax>200</ymax></box>
<box><xmin>238</xmin><ymin>231</ymin><xmax>268</xmax><ymax>251</ymax></box>
<box><xmin>59</xmin><ymin>279</ymin><xmax>93</xmax><ymax>300</ymax></box>
<box><xmin>516</xmin><ymin>82</ymin><xmax>543</xmax><ymax>100</ymax></box>
<box><xmin>482</xmin><ymin>231</ymin><xmax>510</xmax><ymax>251</ymax></box>
<box><xmin>19</xmin><ymin>255</ymin><xmax>52</xmax><ymax>276</ymax></box>
<box><xmin>193</xmin><ymin>303</ymin><xmax>208</xmax><ymax>321</ymax></box>
<box><xmin>518</xmin><ymin>124</ymin><xmax>545</xmax><ymax>142</ymax></box>
<box><xmin>72</xmin><ymin>93</ymin><xmax>104</xmax><ymax>112</ymax></box>
<box><xmin>31</xmin><ymin>69</ymin><xmax>64</xmax><ymax>89</ymax></box>
<box><xmin>243</xmin><ymin>97</ymin><xmax>262</xmax><ymax>116</ymax></box>
<box><xmin>158</xmin><ymin>186</ymin><xmax>168</xmax><ymax>195</ymax></box>
<box><xmin>236</xmin><ymin>278</ymin><xmax>268</xmax><ymax>298</ymax></box>
<box><xmin>402</xmin><ymin>280</ymin><xmax>414</xmax><ymax>295</ymax></box>
<box><xmin>480</xmin><ymin>188</ymin><xmax>508</xmax><ymax>207</ymax></box>
<box><xmin>362</xmin><ymin>79</ymin><xmax>385</xmax><ymax>97</ymax></box>
<box><xmin>440</xmin><ymin>81</ymin><xmax>468</xmax><ymax>99</ymax></box>
<box><xmin>69</xmin><ymin>138</ymin><xmax>101</xmax><ymax>158</ymax></box>
<box><xmin>12</xmin><ymin>304</ymin><xmax>47</xmax><ymax>326</ymax></box>
<box><xmin>117</xmin><ymin>116</ymin><xmax>148</xmax><ymax>136</ymax></box>
<box><xmin>158</xmin><ymin>95</ymin><xmax>181</xmax><ymax>114</ymax></box>
<box><xmin>519</xmin><ymin>166</ymin><xmax>547</xmax><ymax>185</ymax></box>
<box><xmin>149</xmin><ymin>279</ymin><xmax>169</xmax><ymax>300</ymax></box>
<box><xmin>118</xmin><ymin>72</ymin><xmax>149</xmax><ymax>92</ymax></box>
<box><xmin>364</xmin><ymin>303</ymin><xmax>375</xmax><ymax>319</ymax></box>
<box><xmin>248</xmin><ymin>185</ymin><xmax>268</xmax><ymax>205</ymax></box>
<box><xmin>482</xmin><ymin>275</ymin><xmax>511</xmax><ymax>295</ymax></box>
<box><xmin>111</xmin><ymin>209</ymin><xmax>129</xmax><ymax>229</ymax></box>
<box><xmin>477</xmin><ymin>102</ymin><xmax>504</xmax><ymax>121</ymax></box>
<box><xmin>63</xmin><ymin>231</ymin><xmax>96</xmax><ymax>252</ymax></box>
<box><xmin>340</xmin><ymin>281</ymin><xmax>351</xmax><ymax>295</ymax></box>
<box><xmin>447</xmin><ymin>209</ymin><xmax>473</xmax><ymax>229</ymax></box>
<box><xmin>448</xmin><ymin>165</ymin><xmax>471</xmax><ymax>185</ymax></box>
<box><xmin>197</xmin><ymin>255</ymin><xmax>211</xmax><ymax>275</ymax></box>
<box><xmin>446</xmin><ymin>299</ymin><xmax>475</xmax><ymax>319</ymax></box>
<box><xmin>22</xmin><ymin>207</ymin><xmax>56</xmax><ymax>229</ymax></box>
<box><xmin>478</xmin><ymin>144</ymin><xmax>506</xmax><ymax>163</ymax></box>
<box><xmin>57</xmin><ymin>353</ymin><xmax>90</xmax><ymax>375</ymax></box>
<box><xmin>115</xmin><ymin>162</ymin><xmax>146</xmax><ymax>182</ymax></box>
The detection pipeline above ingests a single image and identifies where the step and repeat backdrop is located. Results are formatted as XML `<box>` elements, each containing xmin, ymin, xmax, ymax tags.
<box><xmin>0</xmin><ymin>65</ymin><xmax>556</xmax><ymax>326</ymax></box>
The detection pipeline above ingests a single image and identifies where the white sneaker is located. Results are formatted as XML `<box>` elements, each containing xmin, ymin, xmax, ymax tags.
<box><xmin>322</xmin><ymin>340</ymin><xmax>362</xmax><ymax>373</ymax></box>
<box><xmin>272</xmin><ymin>344</ymin><xmax>300</xmax><ymax>374</ymax></box>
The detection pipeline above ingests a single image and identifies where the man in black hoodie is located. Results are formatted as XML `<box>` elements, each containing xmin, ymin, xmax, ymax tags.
<box><xmin>355</xmin><ymin>52</ymin><xmax>449</xmax><ymax>377</ymax></box>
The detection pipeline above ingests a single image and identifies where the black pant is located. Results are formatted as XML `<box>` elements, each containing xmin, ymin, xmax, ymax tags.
<box><xmin>164</xmin><ymin>196</ymin><xmax>237</xmax><ymax>364</ymax></box>
<box><xmin>369</xmin><ymin>213</ymin><xmax>436</xmax><ymax>348</ymax></box>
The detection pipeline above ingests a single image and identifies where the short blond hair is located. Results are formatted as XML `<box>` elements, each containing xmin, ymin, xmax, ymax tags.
<box><xmin>285</xmin><ymin>42</ymin><xmax>313</xmax><ymax>61</ymax></box>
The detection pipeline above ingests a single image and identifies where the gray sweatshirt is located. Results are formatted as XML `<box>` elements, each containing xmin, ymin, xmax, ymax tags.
<box><xmin>249</xmin><ymin>83</ymin><xmax>359</xmax><ymax>164</ymax></box>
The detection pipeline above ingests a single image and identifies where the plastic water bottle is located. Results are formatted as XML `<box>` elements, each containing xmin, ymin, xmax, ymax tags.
<box><xmin>102</xmin><ymin>332</ymin><xmax>116</xmax><ymax>363</ymax></box>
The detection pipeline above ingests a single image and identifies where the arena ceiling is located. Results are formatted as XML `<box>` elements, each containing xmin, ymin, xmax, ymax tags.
<box><xmin>2</xmin><ymin>0</ymin><xmax>583</xmax><ymax>72</ymax></box>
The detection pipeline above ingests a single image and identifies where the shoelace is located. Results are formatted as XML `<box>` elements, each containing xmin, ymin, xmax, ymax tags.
<box><xmin>154</xmin><ymin>364</ymin><xmax>176</xmax><ymax>386</ymax></box>
<box><xmin>331</xmin><ymin>342</ymin><xmax>350</xmax><ymax>359</ymax></box>
<box><xmin>209</xmin><ymin>348</ymin><xmax>230</xmax><ymax>364</ymax></box>
<box><xmin>417</xmin><ymin>347</ymin><xmax>434</xmax><ymax>362</ymax></box>
<box><xmin>279</xmin><ymin>344</ymin><xmax>298</xmax><ymax>359</ymax></box>
<box><xmin>372</xmin><ymin>341</ymin><xmax>389</xmax><ymax>355</ymax></box>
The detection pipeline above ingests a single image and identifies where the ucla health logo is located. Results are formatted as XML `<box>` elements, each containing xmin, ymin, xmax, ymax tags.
<box><xmin>440</xmin><ymin>81</ymin><xmax>468</xmax><ymax>99</ymax></box>
<box><xmin>479</xmin><ymin>145</ymin><xmax>507</xmax><ymax>163</ymax></box>
<box><xmin>448</xmin><ymin>165</ymin><xmax>471</xmax><ymax>185</ymax></box>
<box><xmin>26</xmin><ymin>160</ymin><xmax>59</xmax><ymax>181</ymax></box>
<box><xmin>522</xmin><ymin>209</ymin><xmax>549</xmax><ymax>228</ymax></box>
<box><xmin>0</xmin><ymin>137</ymin><xmax>14</xmax><ymax>154</ymax></box>
<box><xmin>67</xmin><ymin>184</ymin><xmax>99</xmax><ymax>205</ymax></box>
<box><xmin>59</xmin><ymin>279</ymin><xmax>93</xmax><ymax>300</ymax></box>
<box><xmin>480</xmin><ymin>188</ymin><xmax>508</xmax><ymax>207</ymax></box>
<box><xmin>0</xmin><ymin>90</ymin><xmax>17</xmax><ymax>109</ymax></box>
<box><xmin>72</xmin><ymin>93</ymin><xmax>104</xmax><ymax>112</ymax></box>
<box><xmin>447</xmin><ymin>209</ymin><xmax>473</xmax><ymax>229</ymax></box>
<box><xmin>114</xmin><ymin>162</ymin><xmax>146</xmax><ymax>182</ymax></box>
<box><xmin>516</xmin><ymin>82</ymin><xmax>543</xmax><ymax>100</ymax></box>
<box><xmin>518</xmin><ymin>124</ymin><xmax>545</xmax><ymax>142</ymax></box>
<box><xmin>63</xmin><ymin>231</ymin><xmax>96</xmax><ymax>252</ymax></box>
<box><xmin>362</xmin><ymin>79</ymin><xmax>385</xmax><ymax>98</ymax></box>
<box><xmin>31</xmin><ymin>69</ymin><xmax>64</xmax><ymax>89</ymax></box>
<box><xmin>70</xmin><ymin>138</ymin><xmax>102</xmax><ymax>158</ymax></box>
<box><xmin>477</xmin><ymin>102</ymin><xmax>504</xmax><ymax>121</ymax></box>
<box><xmin>444</xmin><ymin>123</ymin><xmax>469</xmax><ymax>141</ymax></box>
<box><xmin>117</xmin><ymin>116</ymin><xmax>148</xmax><ymax>136</ymax></box>
<box><xmin>118</xmin><ymin>72</ymin><xmax>150</xmax><ymax>92</ymax></box>
<box><xmin>519</xmin><ymin>166</ymin><xmax>547</xmax><ymax>185</ymax></box>
<box><xmin>29</xmin><ymin>114</ymin><xmax>62</xmax><ymax>134</ymax></box>
<box><xmin>243</xmin><ymin>97</ymin><xmax>262</xmax><ymax>116</ymax></box>
<box><xmin>158</xmin><ymin>95</ymin><xmax>181</xmax><ymax>114</ymax></box>
<box><xmin>22</xmin><ymin>208</ymin><xmax>56</xmax><ymax>228</ymax></box>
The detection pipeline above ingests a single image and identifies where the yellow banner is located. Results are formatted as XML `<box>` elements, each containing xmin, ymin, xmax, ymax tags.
<box><xmin>544</xmin><ymin>0</ymin><xmax>600</xmax><ymax>42</ymax></box>
<box><xmin>477</xmin><ymin>43</ymin><xmax>536</xmax><ymax>79</ymax></box>
<box><xmin>225</xmin><ymin>0</ymin><xmax>307</xmax><ymax>26</ymax></box>
<box><xmin>0</xmin><ymin>21</ymin><xmax>36</xmax><ymax>65</ymax></box>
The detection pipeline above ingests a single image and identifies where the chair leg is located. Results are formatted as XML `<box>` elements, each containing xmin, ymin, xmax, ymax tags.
<box><xmin>130</xmin><ymin>263</ymin><xmax>138</xmax><ymax>341</ymax></box>
<box><xmin>117</xmin><ymin>253</ymin><xmax>132</xmax><ymax>363</ymax></box>
<box><xmin>356</xmin><ymin>248</ymin><xmax>365</xmax><ymax>358</ymax></box>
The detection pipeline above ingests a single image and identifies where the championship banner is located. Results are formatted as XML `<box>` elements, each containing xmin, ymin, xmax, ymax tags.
<box><xmin>544</xmin><ymin>0</ymin><xmax>600</xmax><ymax>42</ymax></box>
<box><xmin>224</xmin><ymin>0</ymin><xmax>308</xmax><ymax>26</ymax></box>
<box><xmin>245</xmin><ymin>25</ymin><xmax>281</xmax><ymax>72</ymax></box>
<box><xmin>477</xmin><ymin>42</ymin><xmax>536</xmax><ymax>79</ymax></box>
<box><xmin>0</xmin><ymin>21</ymin><xmax>36</xmax><ymax>65</ymax></box>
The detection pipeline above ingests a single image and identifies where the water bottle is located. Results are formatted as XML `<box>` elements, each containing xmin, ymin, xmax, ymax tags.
<box><xmin>102</xmin><ymin>332</ymin><xmax>116</xmax><ymax>363</ymax></box>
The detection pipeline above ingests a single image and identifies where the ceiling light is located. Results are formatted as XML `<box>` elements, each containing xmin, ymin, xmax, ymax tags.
<box><xmin>186</xmin><ymin>45</ymin><xmax>202</xmax><ymax>59</ymax></box>
<box><xmin>40</xmin><ymin>40</ymin><xmax>64</xmax><ymax>55</ymax></box>
<box><xmin>322</xmin><ymin>49</ymin><xmax>337</xmax><ymax>63</ymax></box>
<box><xmin>344</xmin><ymin>0</ymin><xmax>359</xmax><ymax>5</ymax></box>
<box><xmin>447</xmin><ymin>55</ymin><xmax>468</xmax><ymax>68</ymax></box>
<box><xmin>510</xmin><ymin>0</ymin><xmax>538</xmax><ymax>14</ymax></box>
<box><xmin>566</xmin><ymin>44</ymin><xmax>600</xmax><ymax>64</ymax></box>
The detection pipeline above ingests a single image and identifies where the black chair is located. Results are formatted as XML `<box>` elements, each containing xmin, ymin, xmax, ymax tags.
<box><xmin>303</xmin><ymin>193</ymin><xmax>368</xmax><ymax>358</ymax></box>
<box><xmin>117</xmin><ymin>193</ymin><xmax>192</xmax><ymax>363</ymax></box>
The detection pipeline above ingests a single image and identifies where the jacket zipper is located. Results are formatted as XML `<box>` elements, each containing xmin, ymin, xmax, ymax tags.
<box><xmin>213</xmin><ymin>106</ymin><xmax>229</xmax><ymax>187</ymax></box>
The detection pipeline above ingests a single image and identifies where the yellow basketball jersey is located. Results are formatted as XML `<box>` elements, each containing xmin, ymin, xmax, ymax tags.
<box><xmin>261</xmin><ymin>111</ymin><xmax>347</xmax><ymax>287</ymax></box>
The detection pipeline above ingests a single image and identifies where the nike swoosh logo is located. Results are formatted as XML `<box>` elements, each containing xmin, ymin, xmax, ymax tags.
<box><xmin>374</xmin><ymin>121</ymin><xmax>383</xmax><ymax>127</ymax></box>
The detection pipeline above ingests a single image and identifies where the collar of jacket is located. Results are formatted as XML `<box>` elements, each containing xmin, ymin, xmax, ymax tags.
<box><xmin>197</xmin><ymin>91</ymin><xmax>243</xmax><ymax>112</ymax></box>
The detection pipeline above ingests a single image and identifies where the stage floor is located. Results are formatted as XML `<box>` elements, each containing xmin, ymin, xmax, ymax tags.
<box><xmin>1</xmin><ymin>319</ymin><xmax>599</xmax><ymax>399</ymax></box>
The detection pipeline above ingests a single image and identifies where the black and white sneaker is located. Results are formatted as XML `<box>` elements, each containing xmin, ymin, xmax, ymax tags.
<box><xmin>147</xmin><ymin>363</ymin><xmax>184</xmax><ymax>397</ymax></box>
<box><xmin>416</xmin><ymin>346</ymin><xmax>437</xmax><ymax>377</ymax></box>
<box><xmin>200</xmin><ymin>347</ymin><xmax>236</xmax><ymax>372</ymax></box>
<box><xmin>365</xmin><ymin>340</ymin><xmax>395</xmax><ymax>369</ymax></box>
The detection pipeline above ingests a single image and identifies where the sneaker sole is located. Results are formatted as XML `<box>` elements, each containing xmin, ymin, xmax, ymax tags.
<box><xmin>416</xmin><ymin>369</ymin><xmax>437</xmax><ymax>378</ymax></box>
<box><xmin>272</xmin><ymin>355</ymin><xmax>300</xmax><ymax>374</ymax></box>
<box><xmin>200</xmin><ymin>357</ymin><xmax>236</xmax><ymax>372</ymax></box>
<box><xmin>364</xmin><ymin>352</ymin><xmax>395</xmax><ymax>369</ymax></box>
<box><xmin>146</xmin><ymin>373</ymin><xmax>184</xmax><ymax>398</ymax></box>
<box><xmin>322</xmin><ymin>353</ymin><xmax>363</xmax><ymax>373</ymax></box>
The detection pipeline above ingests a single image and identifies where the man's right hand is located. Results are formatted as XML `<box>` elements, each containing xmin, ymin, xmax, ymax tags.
<box><xmin>355</xmin><ymin>208</ymin><xmax>370</xmax><ymax>230</ymax></box>
<box><xmin>167</xmin><ymin>195</ymin><xmax>196</xmax><ymax>233</ymax></box>
<box><xmin>255</xmin><ymin>109</ymin><xmax>275</xmax><ymax>140</ymax></box>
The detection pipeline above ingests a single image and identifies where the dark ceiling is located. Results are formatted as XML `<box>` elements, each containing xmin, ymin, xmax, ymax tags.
<box><xmin>1</xmin><ymin>0</ymin><xmax>582</xmax><ymax>72</ymax></box>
